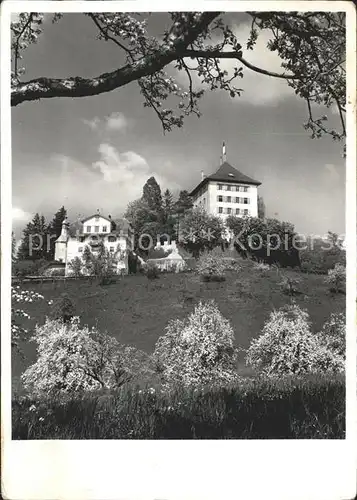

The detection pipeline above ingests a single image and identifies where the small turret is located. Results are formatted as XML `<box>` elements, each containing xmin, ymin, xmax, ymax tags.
<box><xmin>54</xmin><ymin>217</ymin><xmax>70</xmax><ymax>263</ymax></box>
<box><xmin>57</xmin><ymin>217</ymin><xmax>70</xmax><ymax>242</ymax></box>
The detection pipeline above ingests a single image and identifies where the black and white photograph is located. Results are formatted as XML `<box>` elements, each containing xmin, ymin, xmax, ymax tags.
<box><xmin>1</xmin><ymin>1</ymin><xmax>356</xmax><ymax>499</ymax></box>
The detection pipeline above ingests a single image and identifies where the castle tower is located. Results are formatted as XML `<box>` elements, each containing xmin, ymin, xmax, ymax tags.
<box><xmin>54</xmin><ymin>217</ymin><xmax>70</xmax><ymax>263</ymax></box>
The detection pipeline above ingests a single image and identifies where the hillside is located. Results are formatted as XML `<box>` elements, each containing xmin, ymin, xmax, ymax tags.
<box><xmin>13</xmin><ymin>258</ymin><xmax>345</xmax><ymax>388</ymax></box>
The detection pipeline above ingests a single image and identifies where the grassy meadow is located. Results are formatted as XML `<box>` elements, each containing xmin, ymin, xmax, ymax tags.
<box><xmin>13</xmin><ymin>257</ymin><xmax>345</xmax><ymax>391</ymax></box>
<box><xmin>13</xmin><ymin>374</ymin><xmax>345</xmax><ymax>439</ymax></box>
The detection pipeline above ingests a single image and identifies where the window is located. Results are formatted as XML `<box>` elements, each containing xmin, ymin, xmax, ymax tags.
<box><xmin>244</xmin><ymin>198</ymin><xmax>249</xmax><ymax>204</ymax></box>
<box><xmin>239</xmin><ymin>186</ymin><xmax>244</xmax><ymax>192</ymax></box>
<box><xmin>218</xmin><ymin>207</ymin><xmax>223</xmax><ymax>214</ymax></box>
<box><xmin>227</xmin><ymin>196</ymin><xmax>231</xmax><ymax>203</ymax></box>
<box><xmin>227</xmin><ymin>207</ymin><xmax>232</xmax><ymax>215</ymax></box>
<box><xmin>102</xmin><ymin>226</ymin><xmax>107</xmax><ymax>232</ymax></box>
<box><xmin>86</xmin><ymin>226</ymin><xmax>91</xmax><ymax>233</ymax></box>
<box><xmin>78</xmin><ymin>247</ymin><xmax>83</xmax><ymax>252</ymax></box>
<box><xmin>244</xmin><ymin>209</ymin><xmax>249</xmax><ymax>215</ymax></box>
<box><xmin>235</xmin><ymin>197</ymin><xmax>239</xmax><ymax>203</ymax></box>
<box><xmin>243</xmin><ymin>186</ymin><xmax>249</xmax><ymax>192</ymax></box>
<box><xmin>108</xmin><ymin>235</ymin><xmax>116</xmax><ymax>242</ymax></box>
<box><xmin>235</xmin><ymin>208</ymin><xmax>240</xmax><ymax>215</ymax></box>
<box><xmin>226</xmin><ymin>185</ymin><xmax>231</xmax><ymax>191</ymax></box>
<box><xmin>218</xmin><ymin>184</ymin><xmax>223</xmax><ymax>190</ymax></box>
<box><xmin>95</xmin><ymin>226</ymin><xmax>99</xmax><ymax>232</ymax></box>
<box><xmin>217</xmin><ymin>195</ymin><xmax>223</xmax><ymax>202</ymax></box>
<box><xmin>110</xmin><ymin>246</ymin><xmax>115</xmax><ymax>253</ymax></box>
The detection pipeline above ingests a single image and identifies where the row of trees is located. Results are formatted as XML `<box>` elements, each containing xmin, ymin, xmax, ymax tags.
<box><xmin>21</xmin><ymin>299</ymin><xmax>345</xmax><ymax>396</ymax></box>
<box><xmin>16</xmin><ymin>206</ymin><xmax>67</xmax><ymax>261</ymax></box>
<box><xmin>124</xmin><ymin>175</ymin><xmax>267</xmax><ymax>257</ymax></box>
<box><xmin>14</xmin><ymin>176</ymin><xmax>268</xmax><ymax>264</ymax></box>
<box><xmin>124</xmin><ymin>177</ymin><xmax>193</xmax><ymax>253</ymax></box>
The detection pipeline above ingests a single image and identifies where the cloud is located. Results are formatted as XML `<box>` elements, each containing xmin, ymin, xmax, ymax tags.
<box><xmin>105</xmin><ymin>112</ymin><xmax>128</xmax><ymax>131</ymax></box>
<box><xmin>12</xmin><ymin>207</ymin><xmax>31</xmax><ymax>222</ymax></box>
<box><xmin>93</xmin><ymin>143</ymin><xmax>150</xmax><ymax>183</ymax></box>
<box><xmin>82</xmin><ymin>112</ymin><xmax>129</xmax><ymax>133</ymax></box>
<box><xmin>82</xmin><ymin>117</ymin><xmax>101</xmax><ymax>130</ymax></box>
<box><xmin>14</xmin><ymin>145</ymin><xmax>179</xmax><ymax>221</ymax></box>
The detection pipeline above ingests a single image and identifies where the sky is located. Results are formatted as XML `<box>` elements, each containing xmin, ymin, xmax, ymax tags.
<box><xmin>11</xmin><ymin>12</ymin><xmax>346</xmax><ymax>239</ymax></box>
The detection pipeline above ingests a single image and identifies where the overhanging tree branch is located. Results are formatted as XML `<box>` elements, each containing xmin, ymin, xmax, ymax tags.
<box><xmin>182</xmin><ymin>49</ymin><xmax>298</xmax><ymax>79</ymax></box>
<box><xmin>88</xmin><ymin>13</ymin><xmax>133</xmax><ymax>59</ymax></box>
<box><xmin>10</xmin><ymin>11</ymin><xmax>346</xmax><ymax>145</ymax></box>
<box><xmin>13</xmin><ymin>13</ymin><xmax>33</xmax><ymax>79</ymax></box>
<box><xmin>11</xmin><ymin>11</ymin><xmax>220</xmax><ymax>106</ymax></box>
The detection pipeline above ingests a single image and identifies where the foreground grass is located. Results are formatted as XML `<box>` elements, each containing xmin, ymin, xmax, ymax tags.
<box><xmin>13</xmin><ymin>374</ymin><xmax>345</xmax><ymax>439</ymax></box>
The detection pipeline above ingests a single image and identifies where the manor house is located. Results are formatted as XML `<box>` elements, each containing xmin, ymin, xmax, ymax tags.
<box><xmin>54</xmin><ymin>211</ymin><xmax>134</xmax><ymax>275</ymax></box>
<box><xmin>189</xmin><ymin>143</ymin><xmax>261</xmax><ymax>221</ymax></box>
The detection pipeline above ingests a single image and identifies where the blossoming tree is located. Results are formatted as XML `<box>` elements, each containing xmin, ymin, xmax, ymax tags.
<box><xmin>154</xmin><ymin>300</ymin><xmax>239</xmax><ymax>387</ymax></box>
<box><xmin>11</xmin><ymin>12</ymin><xmax>346</xmax><ymax>143</ymax></box>
<box><xmin>246</xmin><ymin>304</ymin><xmax>345</xmax><ymax>375</ymax></box>
<box><xmin>22</xmin><ymin>317</ymin><xmax>153</xmax><ymax>396</ymax></box>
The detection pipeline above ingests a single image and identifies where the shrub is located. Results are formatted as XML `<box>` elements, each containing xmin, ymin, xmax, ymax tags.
<box><xmin>223</xmin><ymin>257</ymin><xmax>240</xmax><ymax>272</ymax></box>
<box><xmin>325</xmin><ymin>263</ymin><xmax>346</xmax><ymax>293</ymax></box>
<box><xmin>184</xmin><ymin>257</ymin><xmax>196</xmax><ymax>271</ymax></box>
<box><xmin>196</xmin><ymin>248</ymin><xmax>227</xmax><ymax>282</ymax></box>
<box><xmin>37</xmin><ymin>260</ymin><xmax>57</xmax><ymax>276</ymax></box>
<box><xmin>51</xmin><ymin>267</ymin><xmax>65</xmax><ymax>277</ymax></box>
<box><xmin>300</xmin><ymin>242</ymin><xmax>346</xmax><ymax>274</ymax></box>
<box><xmin>226</xmin><ymin>215</ymin><xmax>300</xmax><ymax>268</ymax></box>
<box><xmin>12</xmin><ymin>259</ymin><xmax>47</xmax><ymax>277</ymax></box>
<box><xmin>147</xmin><ymin>247</ymin><xmax>172</xmax><ymax>259</ymax></box>
<box><xmin>153</xmin><ymin>300</ymin><xmax>239</xmax><ymax>387</ymax></box>
<box><xmin>100</xmin><ymin>276</ymin><xmax>117</xmax><ymax>286</ymax></box>
<box><xmin>179</xmin><ymin>207</ymin><xmax>225</xmax><ymax>258</ymax></box>
<box><xmin>254</xmin><ymin>262</ymin><xmax>270</xmax><ymax>272</ymax></box>
<box><xmin>21</xmin><ymin>317</ymin><xmax>152</xmax><ymax>397</ymax></box>
<box><xmin>50</xmin><ymin>293</ymin><xmax>75</xmax><ymax>323</ymax></box>
<box><xmin>246</xmin><ymin>304</ymin><xmax>344</xmax><ymax>376</ymax></box>
<box><xmin>279</xmin><ymin>275</ymin><xmax>302</xmax><ymax>296</ymax></box>
<box><xmin>68</xmin><ymin>257</ymin><xmax>83</xmax><ymax>278</ymax></box>
<box><xmin>146</xmin><ymin>263</ymin><xmax>160</xmax><ymax>280</ymax></box>
<box><xmin>317</xmin><ymin>312</ymin><xmax>345</xmax><ymax>358</ymax></box>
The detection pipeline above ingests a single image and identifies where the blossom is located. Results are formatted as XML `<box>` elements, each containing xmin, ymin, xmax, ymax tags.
<box><xmin>22</xmin><ymin>317</ymin><xmax>153</xmax><ymax>397</ymax></box>
<box><xmin>154</xmin><ymin>300</ymin><xmax>239</xmax><ymax>388</ymax></box>
<box><xmin>246</xmin><ymin>304</ymin><xmax>345</xmax><ymax>376</ymax></box>
<box><xmin>11</xmin><ymin>286</ymin><xmax>47</xmax><ymax>349</ymax></box>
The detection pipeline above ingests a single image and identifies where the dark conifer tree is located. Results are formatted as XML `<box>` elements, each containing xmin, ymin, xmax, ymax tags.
<box><xmin>17</xmin><ymin>213</ymin><xmax>48</xmax><ymax>260</ymax></box>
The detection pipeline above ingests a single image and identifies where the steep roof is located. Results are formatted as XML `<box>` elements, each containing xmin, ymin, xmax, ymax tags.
<box><xmin>190</xmin><ymin>161</ymin><xmax>261</xmax><ymax>197</ymax></box>
<box><xmin>67</xmin><ymin>217</ymin><xmax>132</xmax><ymax>238</ymax></box>
<box><xmin>81</xmin><ymin>213</ymin><xmax>112</xmax><ymax>224</ymax></box>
